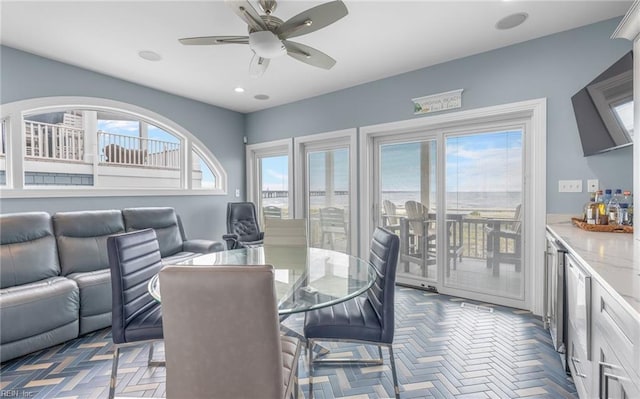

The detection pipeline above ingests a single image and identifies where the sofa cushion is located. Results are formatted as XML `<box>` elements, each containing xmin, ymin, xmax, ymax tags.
<box><xmin>53</xmin><ymin>210</ymin><xmax>125</xmax><ymax>275</ymax></box>
<box><xmin>0</xmin><ymin>276</ymin><xmax>79</xmax><ymax>362</ymax></box>
<box><xmin>0</xmin><ymin>212</ymin><xmax>60</xmax><ymax>289</ymax></box>
<box><xmin>122</xmin><ymin>207</ymin><xmax>183</xmax><ymax>258</ymax></box>
<box><xmin>67</xmin><ymin>270</ymin><xmax>112</xmax><ymax>335</ymax></box>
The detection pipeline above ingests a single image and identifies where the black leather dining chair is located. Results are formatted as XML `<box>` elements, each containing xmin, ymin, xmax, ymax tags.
<box><xmin>223</xmin><ymin>202</ymin><xmax>264</xmax><ymax>250</ymax></box>
<box><xmin>107</xmin><ymin>229</ymin><xmax>164</xmax><ymax>399</ymax></box>
<box><xmin>304</xmin><ymin>226</ymin><xmax>400</xmax><ymax>398</ymax></box>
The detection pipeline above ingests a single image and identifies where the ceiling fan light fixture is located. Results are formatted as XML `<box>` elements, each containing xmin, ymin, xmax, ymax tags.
<box><xmin>249</xmin><ymin>31</ymin><xmax>286</xmax><ymax>58</ymax></box>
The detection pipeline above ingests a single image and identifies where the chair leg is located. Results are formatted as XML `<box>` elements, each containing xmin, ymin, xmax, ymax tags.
<box><xmin>307</xmin><ymin>339</ymin><xmax>314</xmax><ymax>399</ymax></box>
<box><xmin>388</xmin><ymin>345</ymin><xmax>400</xmax><ymax>399</ymax></box>
<box><xmin>148</xmin><ymin>341</ymin><xmax>154</xmax><ymax>364</ymax></box>
<box><xmin>147</xmin><ymin>341</ymin><xmax>165</xmax><ymax>367</ymax></box>
<box><xmin>109</xmin><ymin>346</ymin><xmax>120</xmax><ymax>399</ymax></box>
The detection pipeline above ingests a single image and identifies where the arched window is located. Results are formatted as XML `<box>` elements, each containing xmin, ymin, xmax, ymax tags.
<box><xmin>0</xmin><ymin>97</ymin><xmax>226</xmax><ymax>197</ymax></box>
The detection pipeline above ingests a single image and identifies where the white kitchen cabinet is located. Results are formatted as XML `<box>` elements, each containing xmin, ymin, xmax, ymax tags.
<box><xmin>566</xmin><ymin>253</ymin><xmax>593</xmax><ymax>398</ymax></box>
<box><xmin>546</xmin><ymin>222</ymin><xmax>640</xmax><ymax>399</ymax></box>
<box><xmin>593</xmin><ymin>327</ymin><xmax>640</xmax><ymax>399</ymax></box>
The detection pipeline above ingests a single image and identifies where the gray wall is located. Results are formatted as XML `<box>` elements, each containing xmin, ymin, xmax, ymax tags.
<box><xmin>245</xmin><ymin>18</ymin><xmax>633</xmax><ymax>214</ymax></box>
<box><xmin>0</xmin><ymin>45</ymin><xmax>245</xmax><ymax>240</ymax></box>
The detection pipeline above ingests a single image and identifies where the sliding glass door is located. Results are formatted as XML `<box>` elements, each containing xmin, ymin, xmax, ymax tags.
<box><xmin>371</xmin><ymin>125</ymin><xmax>526</xmax><ymax>307</ymax></box>
<box><xmin>443</xmin><ymin>129</ymin><xmax>524</xmax><ymax>301</ymax></box>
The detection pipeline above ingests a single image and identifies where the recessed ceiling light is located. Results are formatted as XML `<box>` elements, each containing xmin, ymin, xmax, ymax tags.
<box><xmin>254</xmin><ymin>94</ymin><xmax>270</xmax><ymax>100</ymax></box>
<box><xmin>234</xmin><ymin>87</ymin><xmax>245</xmax><ymax>93</ymax></box>
<box><xmin>495</xmin><ymin>12</ymin><xmax>528</xmax><ymax>30</ymax></box>
<box><xmin>138</xmin><ymin>50</ymin><xmax>162</xmax><ymax>61</ymax></box>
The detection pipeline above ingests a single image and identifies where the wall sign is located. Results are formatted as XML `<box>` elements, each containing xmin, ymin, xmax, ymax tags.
<box><xmin>412</xmin><ymin>89</ymin><xmax>464</xmax><ymax>114</ymax></box>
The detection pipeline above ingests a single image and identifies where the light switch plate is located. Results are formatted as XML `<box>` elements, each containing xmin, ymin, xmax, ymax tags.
<box><xmin>559</xmin><ymin>180</ymin><xmax>583</xmax><ymax>193</ymax></box>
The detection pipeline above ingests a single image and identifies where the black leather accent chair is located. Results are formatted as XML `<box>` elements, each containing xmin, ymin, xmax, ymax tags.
<box><xmin>222</xmin><ymin>202</ymin><xmax>264</xmax><ymax>250</ymax></box>
<box><xmin>304</xmin><ymin>227</ymin><xmax>401</xmax><ymax>398</ymax></box>
<box><xmin>107</xmin><ymin>229</ymin><xmax>164</xmax><ymax>399</ymax></box>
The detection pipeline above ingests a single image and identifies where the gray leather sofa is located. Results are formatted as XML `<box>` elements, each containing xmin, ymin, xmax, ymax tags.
<box><xmin>0</xmin><ymin>207</ymin><xmax>224</xmax><ymax>363</ymax></box>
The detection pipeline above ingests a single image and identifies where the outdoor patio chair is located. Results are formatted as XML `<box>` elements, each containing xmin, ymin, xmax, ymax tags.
<box><xmin>485</xmin><ymin>204</ymin><xmax>522</xmax><ymax>277</ymax></box>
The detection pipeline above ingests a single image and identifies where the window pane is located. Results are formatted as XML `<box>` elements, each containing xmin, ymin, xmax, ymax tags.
<box><xmin>23</xmin><ymin>110</ymin><xmax>93</xmax><ymax>186</ymax></box>
<box><xmin>260</xmin><ymin>155</ymin><xmax>289</xmax><ymax>221</ymax></box>
<box><xmin>380</xmin><ymin>140</ymin><xmax>437</xmax><ymax>280</ymax></box>
<box><xmin>192</xmin><ymin>150</ymin><xmax>216</xmax><ymax>189</ymax></box>
<box><xmin>98</xmin><ymin>113</ymin><xmax>181</xmax><ymax>173</ymax></box>
<box><xmin>308</xmin><ymin>148</ymin><xmax>350</xmax><ymax>254</ymax></box>
<box><xmin>613</xmin><ymin>100</ymin><xmax>633</xmax><ymax>136</ymax></box>
<box><xmin>444</xmin><ymin>129</ymin><xmax>523</xmax><ymax>300</ymax></box>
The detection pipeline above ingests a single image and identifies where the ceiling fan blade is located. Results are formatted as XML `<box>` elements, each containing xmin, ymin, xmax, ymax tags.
<box><xmin>179</xmin><ymin>36</ymin><xmax>249</xmax><ymax>45</ymax></box>
<box><xmin>283</xmin><ymin>40</ymin><xmax>336</xmax><ymax>70</ymax></box>
<box><xmin>225</xmin><ymin>0</ymin><xmax>268</xmax><ymax>32</ymax></box>
<box><xmin>276</xmin><ymin>1</ymin><xmax>348</xmax><ymax>39</ymax></box>
<box><xmin>249</xmin><ymin>53</ymin><xmax>270</xmax><ymax>78</ymax></box>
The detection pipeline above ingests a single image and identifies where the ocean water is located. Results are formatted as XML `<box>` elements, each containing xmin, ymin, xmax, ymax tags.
<box><xmin>262</xmin><ymin>191</ymin><xmax>522</xmax><ymax>213</ymax></box>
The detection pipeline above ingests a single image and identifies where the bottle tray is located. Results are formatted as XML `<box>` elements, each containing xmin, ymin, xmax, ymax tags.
<box><xmin>571</xmin><ymin>217</ymin><xmax>633</xmax><ymax>233</ymax></box>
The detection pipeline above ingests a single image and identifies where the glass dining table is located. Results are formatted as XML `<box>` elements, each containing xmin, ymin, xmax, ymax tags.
<box><xmin>148</xmin><ymin>246</ymin><xmax>377</xmax><ymax>315</ymax></box>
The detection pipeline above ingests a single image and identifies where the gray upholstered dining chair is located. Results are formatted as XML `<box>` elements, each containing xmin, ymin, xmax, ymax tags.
<box><xmin>263</xmin><ymin>218</ymin><xmax>308</xmax><ymax>247</ymax></box>
<box><xmin>107</xmin><ymin>229</ymin><xmax>164</xmax><ymax>399</ymax></box>
<box><xmin>304</xmin><ymin>226</ymin><xmax>401</xmax><ymax>399</ymax></box>
<box><xmin>159</xmin><ymin>264</ymin><xmax>301</xmax><ymax>399</ymax></box>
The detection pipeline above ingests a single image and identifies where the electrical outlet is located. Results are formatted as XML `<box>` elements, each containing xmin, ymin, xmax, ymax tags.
<box><xmin>587</xmin><ymin>179</ymin><xmax>599</xmax><ymax>192</ymax></box>
<box><xmin>235</xmin><ymin>188</ymin><xmax>240</xmax><ymax>197</ymax></box>
<box><xmin>559</xmin><ymin>180</ymin><xmax>583</xmax><ymax>193</ymax></box>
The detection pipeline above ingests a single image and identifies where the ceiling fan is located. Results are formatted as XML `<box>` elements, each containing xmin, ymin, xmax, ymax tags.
<box><xmin>179</xmin><ymin>0</ymin><xmax>348</xmax><ymax>77</ymax></box>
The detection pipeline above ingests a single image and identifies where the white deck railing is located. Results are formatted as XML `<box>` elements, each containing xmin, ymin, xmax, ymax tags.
<box><xmin>24</xmin><ymin>120</ymin><xmax>85</xmax><ymax>161</ymax></box>
<box><xmin>98</xmin><ymin>131</ymin><xmax>180</xmax><ymax>169</ymax></box>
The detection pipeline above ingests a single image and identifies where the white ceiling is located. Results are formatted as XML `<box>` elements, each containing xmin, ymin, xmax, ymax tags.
<box><xmin>0</xmin><ymin>1</ymin><xmax>632</xmax><ymax>113</ymax></box>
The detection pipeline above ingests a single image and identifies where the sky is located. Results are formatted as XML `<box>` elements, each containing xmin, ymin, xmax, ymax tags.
<box><xmin>260</xmin><ymin>129</ymin><xmax>523</xmax><ymax>193</ymax></box>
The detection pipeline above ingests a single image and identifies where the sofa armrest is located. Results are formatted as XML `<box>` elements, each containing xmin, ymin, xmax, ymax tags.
<box><xmin>183</xmin><ymin>239</ymin><xmax>224</xmax><ymax>253</ymax></box>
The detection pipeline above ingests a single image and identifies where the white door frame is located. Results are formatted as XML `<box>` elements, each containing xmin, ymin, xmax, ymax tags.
<box><xmin>246</xmin><ymin>138</ymin><xmax>294</xmax><ymax>219</ymax></box>
<box><xmin>294</xmin><ymin>128</ymin><xmax>358</xmax><ymax>254</ymax></box>
<box><xmin>359</xmin><ymin>99</ymin><xmax>547</xmax><ymax>314</ymax></box>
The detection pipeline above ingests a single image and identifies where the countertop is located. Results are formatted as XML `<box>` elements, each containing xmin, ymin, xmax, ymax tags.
<box><xmin>546</xmin><ymin>217</ymin><xmax>640</xmax><ymax>316</ymax></box>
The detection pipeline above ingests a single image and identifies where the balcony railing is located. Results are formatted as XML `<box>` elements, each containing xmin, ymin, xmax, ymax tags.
<box><xmin>98</xmin><ymin>131</ymin><xmax>180</xmax><ymax>169</ymax></box>
<box><xmin>24</xmin><ymin>120</ymin><xmax>84</xmax><ymax>161</ymax></box>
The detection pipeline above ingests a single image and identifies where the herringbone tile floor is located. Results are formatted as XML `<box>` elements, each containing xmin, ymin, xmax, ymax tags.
<box><xmin>0</xmin><ymin>288</ymin><xmax>577</xmax><ymax>398</ymax></box>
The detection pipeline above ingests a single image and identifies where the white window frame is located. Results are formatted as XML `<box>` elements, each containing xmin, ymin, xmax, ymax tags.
<box><xmin>246</xmin><ymin>138</ymin><xmax>294</xmax><ymax>219</ymax></box>
<box><xmin>360</xmin><ymin>98</ymin><xmax>547</xmax><ymax>314</ymax></box>
<box><xmin>0</xmin><ymin>96</ymin><xmax>227</xmax><ymax>197</ymax></box>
